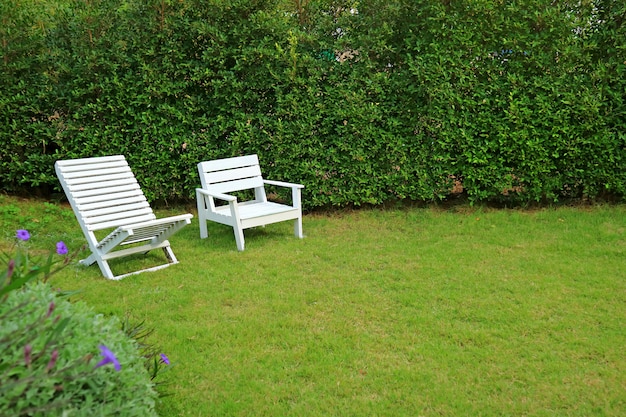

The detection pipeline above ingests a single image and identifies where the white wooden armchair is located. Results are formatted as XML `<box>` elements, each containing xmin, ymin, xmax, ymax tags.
<box><xmin>196</xmin><ymin>154</ymin><xmax>304</xmax><ymax>251</ymax></box>
<box><xmin>55</xmin><ymin>155</ymin><xmax>193</xmax><ymax>280</ymax></box>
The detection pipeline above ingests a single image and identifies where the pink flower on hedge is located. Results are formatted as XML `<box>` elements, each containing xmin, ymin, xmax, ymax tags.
<box><xmin>160</xmin><ymin>353</ymin><xmax>170</xmax><ymax>365</ymax></box>
<box><xmin>95</xmin><ymin>344</ymin><xmax>121</xmax><ymax>371</ymax></box>
<box><xmin>56</xmin><ymin>241</ymin><xmax>68</xmax><ymax>255</ymax></box>
<box><xmin>16</xmin><ymin>229</ymin><xmax>30</xmax><ymax>241</ymax></box>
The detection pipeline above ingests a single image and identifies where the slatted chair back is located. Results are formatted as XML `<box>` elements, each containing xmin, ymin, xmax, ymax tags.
<box><xmin>56</xmin><ymin>155</ymin><xmax>156</xmax><ymax>233</ymax></box>
<box><xmin>198</xmin><ymin>154</ymin><xmax>267</xmax><ymax>204</ymax></box>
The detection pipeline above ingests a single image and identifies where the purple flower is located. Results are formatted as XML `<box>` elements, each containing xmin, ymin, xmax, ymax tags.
<box><xmin>46</xmin><ymin>350</ymin><xmax>59</xmax><ymax>372</ymax></box>
<box><xmin>16</xmin><ymin>229</ymin><xmax>30</xmax><ymax>241</ymax></box>
<box><xmin>95</xmin><ymin>344</ymin><xmax>121</xmax><ymax>371</ymax></box>
<box><xmin>56</xmin><ymin>241</ymin><xmax>68</xmax><ymax>255</ymax></box>
<box><xmin>160</xmin><ymin>353</ymin><xmax>170</xmax><ymax>365</ymax></box>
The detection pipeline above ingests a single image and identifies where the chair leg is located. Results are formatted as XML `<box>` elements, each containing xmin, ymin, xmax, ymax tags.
<box><xmin>233</xmin><ymin>226</ymin><xmax>245</xmax><ymax>251</ymax></box>
<box><xmin>294</xmin><ymin>216</ymin><xmax>303</xmax><ymax>239</ymax></box>
<box><xmin>95</xmin><ymin>259</ymin><xmax>115</xmax><ymax>280</ymax></box>
<box><xmin>163</xmin><ymin>246</ymin><xmax>178</xmax><ymax>263</ymax></box>
<box><xmin>81</xmin><ymin>250</ymin><xmax>114</xmax><ymax>279</ymax></box>
<box><xmin>80</xmin><ymin>252</ymin><xmax>97</xmax><ymax>266</ymax></box>
<box><xmin>196</xmin><ymin>194</ymin><xmax>209</xmax><ymax>239</ymax></box>
<box><xmin>199</xmin><ymin>218</ymin><xmax>208</xmax><ymax>239</ymax></box>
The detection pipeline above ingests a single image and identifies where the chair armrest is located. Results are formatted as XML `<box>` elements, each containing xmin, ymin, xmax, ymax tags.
<box><xmin>263</xmin><ymin>179</ymin><xmax>304</xmax><ymax>189</ymax></box>
<box><xmin>263</xmin><ymin>180</ymin><xmax>303</xmax><ymax>210</ymax></box>
<box><xmin>122</xmin><ymin>214</ymin><xmax>194</xmax><ymax>231</ymax></box>
<box><xmin>196</xmin><ymin>188</ymin><xmax>237</xmax><ymax>202</ymax></box>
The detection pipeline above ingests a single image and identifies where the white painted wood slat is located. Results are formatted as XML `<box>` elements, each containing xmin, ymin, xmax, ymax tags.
<box><xmin>56</xmin><ymin>155</ymin><xmax>125</xmax><ymax>163</ymax></box>
<box><xmin>205</xmin><ymin>165</ymin><xmax>262</xmax><ymax>184</ymax></box>
<box><xmin>55</xmin><ymin>160</ymin><xmax>130</xmax><ymax>173</ymax></box>
<box><xmin>80</xmin><ymin>201</ymin><xmax>152</xmax><ymax>218</ymax></box>
<box><xmin>214</xmin><ymin>202</ymin><xmax>296</xmax><ymax>219</ymax></box>
<box><xmin>61</xmin><ymin>171</ymin><xmax>135</xmax><ymax>185</ymax></box>
<box><xmin>79</xmin><ymin>193</ymin><xmax>149</xmax><ymax>211</ymax></box>
<box><xmin>55</xmin><ymin>155</ymin><xmax>125</xmax><ymax>165</ymax></box>
<box><xmin>68</xmin><ymin>184</ymin><xmax>143</xmax><ymax>203</ymax></box>
<box><xmin>199</xmin><ymin>154</ymin><xmax>259</xmax><ymax>172</ymax></box>
<box><xmin>66</xmin><ymin>178</ymin><xmax>141</xmax><ymax>192</ymax></box>
<box><xmin>208</xmin><ymin>177</ymin><xmax>265</xmax><ymax>195</ymax></box>
<box><xmin>83</xmin><ymin>207</ymin><xmax>156</xmax><ymax>231</ymax></box>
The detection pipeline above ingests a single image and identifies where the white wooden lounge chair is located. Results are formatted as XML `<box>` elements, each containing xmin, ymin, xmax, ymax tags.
<box><xmin>55</xmin><ymin>155</ymin><xmax>193</xmax><ymax>280</ymax></box>
<box><xmin>196</xmin><ymin>154</ymin><xmax>303</xmax><ymax>251</ymax></box>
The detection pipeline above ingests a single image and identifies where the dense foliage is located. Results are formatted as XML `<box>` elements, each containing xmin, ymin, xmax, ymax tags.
<box><xmin>0</xmin><ymin>282</ymin><xmax>159</xmax><ymax>416</ymax></box>
<box><xmin>1</xmin><ymin>0</ymin><xmax>624</xmax><ymax>207</ymax></box>
<box><xmin>0</xmin><ymin>229</ymin><xmax>167</xmax><ymax>416</ymax></box>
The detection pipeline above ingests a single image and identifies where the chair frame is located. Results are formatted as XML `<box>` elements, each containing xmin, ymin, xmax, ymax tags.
<box><xmin>196</xmin><ymin>154</ymin><xmax>303</xmax><ymax>251</ymax></box>
<box><xmin>55</xmin><ymin>155</ymin><xmax>193</xmax><ymax>280</ymax></box>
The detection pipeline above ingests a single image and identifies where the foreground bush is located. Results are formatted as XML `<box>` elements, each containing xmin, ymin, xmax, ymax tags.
<box><xmin>0</xmin><ymin>283</ymin><xmax>156</xmax><ymax>416</ymax></box>
<box><xmin>0</xmin><ymin>281</ymin><xmax>159</xmax><ymax>416</ymax></box>
<box><xmin>0</xmin><ymin>230</ymin><xmax>160</xmax><ymax>416</ymax></box>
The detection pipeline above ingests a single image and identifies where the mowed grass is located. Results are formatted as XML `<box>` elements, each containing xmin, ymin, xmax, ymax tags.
<box><xmin>1</xmin><ymin>195</ymin><xmax>625</xmax><ymax>416</ymax></box>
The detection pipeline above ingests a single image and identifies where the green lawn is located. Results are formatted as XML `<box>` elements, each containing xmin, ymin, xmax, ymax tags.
<box><xmin>1</xmin><ymin>195</ymin><xmax>625</xmax><ymax>416</ymax></box>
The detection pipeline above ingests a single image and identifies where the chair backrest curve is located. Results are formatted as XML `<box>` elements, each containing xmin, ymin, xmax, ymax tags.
<box><xmin>55</xmin><ymin>155</ymin><xmax>156</xmax><ymax>232</ymax></box>
<box><xmin>197</xmin><ymin>154</ymin><xmax>265</xmax><ymax>195</ymax></box>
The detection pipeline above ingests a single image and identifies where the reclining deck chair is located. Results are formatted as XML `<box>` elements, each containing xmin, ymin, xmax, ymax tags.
<box><xmin>55</xmin><ymin>155</ymin><xmax>193</xmax><ymax>280</ymax></box>
<box><xmin>196</xmin><ymin>154</ymin><xmax>303</xmax><ymax>251</ymax></box>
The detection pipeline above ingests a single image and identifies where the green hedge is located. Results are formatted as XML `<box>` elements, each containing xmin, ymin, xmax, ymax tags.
<box><xmin>1</xmin><ymin>0</ymin><xmax>624</xmax><ymax>208</ymax></box>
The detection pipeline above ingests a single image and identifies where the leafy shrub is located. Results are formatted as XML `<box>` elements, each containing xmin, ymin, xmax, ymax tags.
<box><xmin>0</xmin><ymin>230</ymin><xmax>162</xmax><ymax>416</ymax></box>
<box><xmin>0</xmin><ymin>282</ymin><xmax>160</xmax><ymax>416</ymax></box>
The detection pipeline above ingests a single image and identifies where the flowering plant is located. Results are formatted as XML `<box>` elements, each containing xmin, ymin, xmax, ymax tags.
<box><xmin>0</xmin><ymin>229</ymin><xmax>78</xmax><ymax>299</ymax></box>
<box><xmin>0</xmin><ymin>230</ymin><xmax>170</xmax><ymax>416</ymax></box>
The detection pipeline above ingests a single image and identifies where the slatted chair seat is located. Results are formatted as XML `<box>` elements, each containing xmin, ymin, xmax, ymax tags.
<box><xmin>196</xmin><ymin>154</ymin><xmax>304</xmax><ymax>251</ymax></box>
<box><xmin>55</xmin><ymin>155</ymin><xmax>193</xmax><ymax>280</ymax></box>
